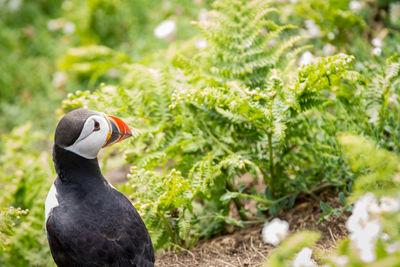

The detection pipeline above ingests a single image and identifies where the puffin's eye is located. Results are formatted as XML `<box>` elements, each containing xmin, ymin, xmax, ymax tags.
<box><xmin>93</xmin><ymin>121</ymin><xmax>100</xmax><ymax>131</ymax></box>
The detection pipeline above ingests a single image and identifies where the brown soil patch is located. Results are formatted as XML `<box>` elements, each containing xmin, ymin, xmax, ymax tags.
<box><xmin>156</xmin><ymin>190</ymin><xmax>349</xmax><ymax>267</ymax></box>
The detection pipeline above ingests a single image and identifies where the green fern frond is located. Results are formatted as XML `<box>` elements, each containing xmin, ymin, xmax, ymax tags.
<box><xmin>271</xmin><ymin>36</ymin><xmax>308</xmax><ymax>64</ymax></box>
<box><xmin>195</xmin><ymin>0</ymin><xmax>303</xmax><ymax>89</ymax></box>
<box><xmin>385</xmin><ymin>62</ymin><xmax>400</xmax><ymax>81</ymax></box>
<box><xmin>364</xmin><ymin>58</ymin><xmax>400</xmax><ymax>126</ymax></box>
<box><xmin>215</xmin><ymin>107</ymin><xmax>248</xmax><ymax>124</ymax></box>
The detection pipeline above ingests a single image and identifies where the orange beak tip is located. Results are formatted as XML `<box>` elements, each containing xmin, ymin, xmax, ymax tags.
<box><xmin>104</xmin><ymin>114</ymin><xmax>133</xmax><ymax>147</ymax></box>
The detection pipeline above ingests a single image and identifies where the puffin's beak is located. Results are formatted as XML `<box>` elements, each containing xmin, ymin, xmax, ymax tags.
<box><xmin>103</xmin><ymin>115</ymin><xmax>132</xmax><ymax>147</ymax></box>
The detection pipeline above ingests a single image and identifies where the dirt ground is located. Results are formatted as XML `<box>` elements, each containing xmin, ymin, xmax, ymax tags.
<box><xmin>156</xmin><ymin>190</ymin><xmax>349</xmax><ymax>267</ymax></box>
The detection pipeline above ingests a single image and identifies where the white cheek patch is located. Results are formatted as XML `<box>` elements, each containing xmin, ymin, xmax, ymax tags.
<box><xmin>45</xmin><ymin>183</ymin><xmax>59</xmax><ymax>223</ymax></box>
<box><xmin>65</xmin><ymin>115</ymin><xmax>110</xmax><ymax>159</ymax></box>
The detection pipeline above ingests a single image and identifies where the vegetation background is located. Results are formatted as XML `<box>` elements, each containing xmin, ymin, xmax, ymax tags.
<box><xmin>1</xmin><ymin>0</ymin><xmax>400</xmax><ymax>266</ymax></box>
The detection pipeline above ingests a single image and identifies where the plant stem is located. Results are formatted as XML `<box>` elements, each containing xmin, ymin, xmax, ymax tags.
<box><xmin>267</xmin><ymin>132</ymin><xmax>275</xmax><ymax>197</ymax></box>
<box><xmin>260</xmin><ymin>167</ymin><xmax>270</xmax><ymax>186</ymax></box>
<box><xmin>200</xmin><ymin>119</ymin><xmax>235</xmax><ymax>155</ymax></box>
<box><xmin>159</xmin><ymin>211</ymin><xmax>176</xmax><ymax>244</ymax></box>
<box><xmin>226</xmin><ymin>191</ymin><xmax>290</xmax><ymax>204</ymax></box>
<box><xmin>226</xmin><ymin>181</ymin><xmax>248</xmax><ymax>220</ymax></box>
<box><xmin>325</xmin><ymin>74</ymin><xmax>331</xmax><ymax>86</ymax></box>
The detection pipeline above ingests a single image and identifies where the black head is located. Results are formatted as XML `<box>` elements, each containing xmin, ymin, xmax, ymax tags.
<box><xmin>54</xmin><ymin>108</ymin><xmax>132</xmax><ymax>159</ymax></box>
<box><xmin>55</xmin><ymin>108</ymin><xmax>99</xmax><ymax>148</ymax></box>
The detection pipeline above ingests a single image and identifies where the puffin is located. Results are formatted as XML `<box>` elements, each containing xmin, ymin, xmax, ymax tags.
<box><xmin>45</xmin><ymin>108</ymin><xmax>154</xmax><ymax>267</ymax></box>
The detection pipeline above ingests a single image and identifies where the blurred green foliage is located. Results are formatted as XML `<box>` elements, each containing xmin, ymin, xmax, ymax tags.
<box><xmin>1</xmin><ymin>0</ymin><xmax>400</xmax><ymax>265</ymax></box>
<box><xmin>64</xmin><ymin>0</ymin><xmax>211</xmax><ymax>54</ymax></box>
<box><xmin>340</xmin><ymin>134</ymin><xmax>400</xmax><ymax>200</ymax></box>
<box><xmin>0</xmin><ymin>0</ymin><xmax>211</xmax><ymax>133</ymax></box>
<box><xmin>0</xmin><ymin>0</ymin><xmax>65</xmax><ymax>132</ymax></box>
<box><xmin>0</xmin><ymin>207</ymin><xmax>28</xmax><ymax>251</ymax></box>
<box><xmin>0</xmin><ymin>124</ymin><xmax>54</xmax><ymax>266</ymax></box>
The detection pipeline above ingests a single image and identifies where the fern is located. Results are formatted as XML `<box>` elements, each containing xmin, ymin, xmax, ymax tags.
<box><xmin>60</xmin><ymin>0</ymin><xmax>360</xmax><ymax>250</ymax></box>
<box><xmin>196</xmin><ymin>0</ymin><xmax>302</xmax><ymax>89</ymax></box>
<box><xmin>364</xmin><ymin>57</ymin><xmax>400</xmax><ymax>128</ymax></box>
<box><xmin>127</xmin><ymin>167</ymin><xmax>197</xmax><ymax>249</ymax></box>
<box><xmin>0</xmin><ymin>207</ymin><xmax>28</xmax><ymax>251</ymax></box>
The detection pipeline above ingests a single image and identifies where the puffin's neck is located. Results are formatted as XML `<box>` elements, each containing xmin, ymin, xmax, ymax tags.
<box><xmin>53</xmin><ymin>144</ymin><xmax>103</xmax><ymax>184</ymax></box>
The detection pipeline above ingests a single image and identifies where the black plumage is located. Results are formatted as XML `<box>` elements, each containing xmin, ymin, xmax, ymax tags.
<box><xmin>46</xmin><ymin>110</ymin><xmax>154</xmax><ymax>267</ymax></box>
<box><xmin>54</xmin><ymin>109</ymin><xmax>98</xmax><ymax>147</ymax></box>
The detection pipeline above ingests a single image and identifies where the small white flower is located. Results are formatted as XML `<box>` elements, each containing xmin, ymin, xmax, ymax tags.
<box><xmin>350</xmin><ymin>218</ymin><xmax>381</xmax><ymax>263</ymax></box>
<box><xmin>305</xmin><ymin>20</ymin><xmax>321</xmax><ymax>38</ymax></box>
<box><xmin>52</xmin><ymin>72</ymin><xmax>68</xmax><ymax>89</ymax></box>
<box><xmin>262</xmin><ymin>218</ymin><xmax>289</xmax><ymax>246</ymax></box>
<box><xmin>195</xmin><ymin>39</ymin><xmax>207</xmax><ymax>49</ymax></box>
<box><xmin>372</xmin><ymin>38</ymin><xmax>383</xmax><ymax>48</ymax></box>
<box><xmin>349</xmin><ymin>1</ymin><xmax>362</xmax><ymax>11</ymax></box>
<box><xmin>154</xmin><ymin>20</ymin><xmax>176</xmax><ymax>39</ymax></box>
<box><xmin>102</xmin><ymin>85</ymin><xmax>117</xmax><ymax>94</ymax></box>
<box><xmin>379</xmin><ymin>197</ymin><xmax>400</xmax><ymax>213</ymax></box>
<box><xmin>386</xmin><ymin>242</ymin><xmax>400</xmax><ymax>254</ymax></box>
<box><xmin>245</xmin><ymin>41</ymin><xmax>252</xmax><ymax>48</ymax></box>
<box><xmin>299</xmin><ymin>51</ymin><xmax>314</xmax><ymax>66</ymax></box>
<box><xmin>63</xmin><ymin>22</ymin><xmax>76</xmax><ymax>34</ymax></box>
<box><xmin>365</xmin><ymin>219</ymin><xmax>382</xmax><ymax>239</ymax></box>
<box><xmin>346</xmin><ymin>193</ymin><xmax>383</xmax><ymax>263</ymax></box>
<box><xmin>352</xmin><ymin>221</ymin><xmax>380</xmax><ymax>262</ymax></box>
<box><xmin>198</xmin><ymin>9</ymin><xmax>208</xmax><ymax>22</ymax></box>
<box><xmin>47</xmin><ymin>19</ymin><xmax>63</xmax><ymax>31</ymax></box>
<box><xmin>359</xmin><ymin>242</ymin><xmax>376</xmax><ymax>263</ymax></box>
<box><xmin>346</xmin><ymin>193</ymin><xmax>376</xmax><ymax>233</ymax></box>
<box><xmin>292</xmin><ymin>247</ymin><xmax>316</xmax><ymax>267</ymax></box>
<box><xmin>333</xmin><ymin>255</ymin><xmax>349</xmax><ymax>267</ymax></box>
<box><xmin>106</xmin><ymin>68</ymin><xmax>120</xmax><ymax>78</ymax></box>
<box><xmin>327</xmin><ymin>32</ymin><xmax>335</xmax><ymax>40</ymax></box>
<box><xmin>372</xmin><ymin>47</ymin><xmax>382</xmax><ymax>56</ymax></box>
<box><xmin>323</xmin><ymin>44</ymin><xmax>336</xmax><ymax>56</ymax></box>
<box><xmin>368</xmin><ymin>200</ymin><xmax>382</xmax><ymax>215</ymax></box>
<box><xmin>381</xmin><ymin>233</ymin><xmax>390</xmax><ymax>241</ymax></box>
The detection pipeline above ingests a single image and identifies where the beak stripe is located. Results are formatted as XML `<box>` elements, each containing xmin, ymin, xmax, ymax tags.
<box><xmin>104</xmin><ymin>114</ymin><xmax>112</xmax><ymax>144</ymax></box>
<box><xmin>103</xmin><ymin>114</ymin><xmax>132</xmax><ymax>147</ymax></box>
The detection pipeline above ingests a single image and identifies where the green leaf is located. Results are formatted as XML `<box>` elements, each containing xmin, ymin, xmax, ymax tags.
<box><xmin>332</xmin><ymin>208</ymin><xmax>342</xmax><ymax>215</ymax></box>
<box><xmin>339</xmin><ymin>192</ymin><xmax>346</xmax><ymax>205</ymax></box>
<box><xmin>320</xmin><ymin>201</ymin><xmax>332</xmax><ymax>214</ymax></box>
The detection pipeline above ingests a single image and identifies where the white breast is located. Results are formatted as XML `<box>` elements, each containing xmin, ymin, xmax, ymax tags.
<box><xmin>45</xmin><ymin>183</ymin><xmax>59</xmax><ymax>223</ymax></box>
